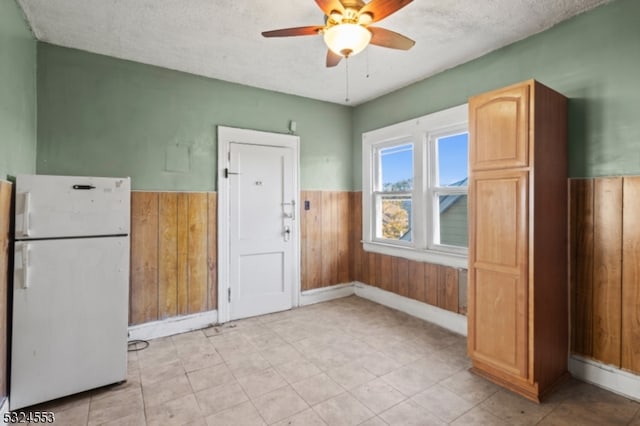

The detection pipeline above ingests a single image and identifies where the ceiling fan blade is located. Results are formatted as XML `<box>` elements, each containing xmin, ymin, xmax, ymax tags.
<box><xmin>326</xmin><ymin>49</ymin><xmax>342</xmax><ymax>67</ymax></box>
<box><xmin>369</xmin><ymin>26</ymin><xmax>415</xmax><ymax>50</ymax></box>
<box><xmin>359</xmin><ymin>0</ymin><xmax>413</xmax><ymax>23</ymax></box>
<box><xmin>315</xmin><ymin>0</ymin><xmax>345</xmax><ymax>17</ymax></box>
<box><xmin>262</xmin><ymin>26</ymin><xmax>324</xmax><ymax>38</ymax></box>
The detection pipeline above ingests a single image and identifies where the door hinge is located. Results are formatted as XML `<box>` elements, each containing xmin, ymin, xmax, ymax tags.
<box><xmin>228</xmin><ymin>287</ymin><xmax>231</xmax><ymax>303</ymax></box>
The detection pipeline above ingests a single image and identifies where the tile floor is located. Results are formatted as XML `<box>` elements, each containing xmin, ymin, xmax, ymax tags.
<box><xmin>28</xmin><ymin>296</ymin><xmax>640</xmax><ymax>425</ymax></box>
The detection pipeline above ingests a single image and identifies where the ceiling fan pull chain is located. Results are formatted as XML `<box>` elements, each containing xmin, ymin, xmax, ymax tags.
<box><xmin>366</xmin><ymin>49</ymin><xmax>370</xmax><ymax>78</ymax></box>
<box><xmin>345</xmin><ymin>57</ymin><xmax>350</xmax><ymax>103</ymax></box>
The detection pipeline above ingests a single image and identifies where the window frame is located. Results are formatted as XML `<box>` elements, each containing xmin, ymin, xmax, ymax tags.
<box><xmin>362</xmin><ymin>104</ymin><xmax>468</xmax><ymax>268</ymax></box>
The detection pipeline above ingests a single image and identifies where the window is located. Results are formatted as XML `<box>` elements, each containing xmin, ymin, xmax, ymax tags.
<box><xmin>362</xmin><ymin>104</ymin><xmax>468</xmax><ymax>268</ymax></box>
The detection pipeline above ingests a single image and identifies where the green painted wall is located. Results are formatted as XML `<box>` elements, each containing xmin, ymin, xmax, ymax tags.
<box><xmin>37</xmin><ymin>44</ymin><xmax>353</xmax><ymax>191</ymax></box>
<box><xmin>0</xmin><ymin>0</ymin><xmax>37</xmax><ymax>180</ymax></box>
<box><xmin>352</xmin><ymin>0</ymin><xmax>640</xmax><ymax>189</ymax></box>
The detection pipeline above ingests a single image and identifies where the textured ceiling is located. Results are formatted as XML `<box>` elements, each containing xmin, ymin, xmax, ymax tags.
<box><xmin>18</xmin><ymin>0</ymin><xmax>611</xmax><ymax>105</ymax></box>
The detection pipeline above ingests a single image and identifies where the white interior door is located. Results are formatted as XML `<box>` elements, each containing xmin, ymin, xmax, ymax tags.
<box><xmin>218</xmin><ymin>127</ymin><xmax>299</xmax><ymax>322</ymax></box>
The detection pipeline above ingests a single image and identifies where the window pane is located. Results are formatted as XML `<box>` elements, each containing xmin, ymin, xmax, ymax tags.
<box><xmin>380</xmin><ymin>144</ymin><xmax>413</xmax><ymax>191</ymax></box>
<box><xmin>437</xmin><ymin>133</ymin><xmax>468</xmax><ymax>187</ymax></box>
<box><xmin>438</xmin><ymin>194</ymin><xmax>468</xmax><ymax>247</ymax></box>
<box><xmin>377</xmin><ymin>195</ymin><xmax>412</xmax><ymax>241</ymax></box>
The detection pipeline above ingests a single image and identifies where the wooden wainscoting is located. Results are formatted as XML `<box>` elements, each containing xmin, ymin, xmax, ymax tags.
<box><xmin>0</xmin><ymin>181</ymin><xmax>12</xmax><ymax>400</ymax></box>
<box><xmin>130</xmin><ymin>192</ymin><xmax>217</xmax><ymax>325</ymax></box>
<box><xmin>349</xmin><ymin>191</ymin><xmax>466</xmax><ymax>314</ymax></box>
<box><xmin>570</xmin><ymin>177</ymin><xmax>640</xmax><ymax>374</ymax></box>
<box><xmin>300</xmin><ymin>191</ymin><xmax>350</xmax><ymax>291</ymax></box>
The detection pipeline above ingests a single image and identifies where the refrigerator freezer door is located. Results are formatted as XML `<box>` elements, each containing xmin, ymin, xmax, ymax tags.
<box><xmin>15</xmin><ymin>175</ymin><xmax>130</xmax><ymax>239</ymax></box>
<box><xmin>10</xmin><ymin>237</ymin><xmax>129</xmax><ymax>410</ymax></box>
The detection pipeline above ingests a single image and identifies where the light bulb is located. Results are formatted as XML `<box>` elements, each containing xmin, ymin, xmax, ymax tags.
<box><xmin>323</xmin><ymin>24</ymin><xmax>371</xmax><ymax>58</ymax></box>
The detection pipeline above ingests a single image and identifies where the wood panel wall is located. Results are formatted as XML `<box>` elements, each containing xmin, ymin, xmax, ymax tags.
<box><xmin>570</xmin><ymin>177</ymin><xmax>640</xmax><ymax>374</ymax></box>
<box><xmin>300</xmin><ymin>191</ymin><xmax>350</xmax><ymax>291</ymax></box>
<box><xmin>0</xmin><ymin>181</ymin><xmax>11</xmax><ymax>400</ymax></box>
<box><xmin>131</xmin><ymin>189</ymin><xmax>466</xmax><ymax>326</ymax></box>
<box><xmin>130</xmin><ymin>192</ymin><xmax>217</xmax><ymax>325</ymax></box>
<box><xmin>299</xmin><ymin>191</ymin><xmax>465</xmax><ymax>314</ymax></box>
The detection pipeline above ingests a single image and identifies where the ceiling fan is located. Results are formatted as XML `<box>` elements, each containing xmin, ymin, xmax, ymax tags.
<box><xmin>262</xmin><ymin>0</ymin><xmax>415</xmax><ymax>68</ymax></box>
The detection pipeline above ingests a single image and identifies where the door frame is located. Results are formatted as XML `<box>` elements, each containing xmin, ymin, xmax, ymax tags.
<box><xmin>217</xmin><ymin>126</ymin><xmax>300</xmax><ymax>324</ymax></box>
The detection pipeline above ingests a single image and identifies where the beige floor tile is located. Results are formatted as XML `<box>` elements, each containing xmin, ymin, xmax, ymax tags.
<box><xmin>237</xmin><ymin>367</ymin><xmax>288</xmax><ymax>399</ymax></box>
<box><xmin>313</xmin><ymin>393</ymin><xmax>375</xmax><ymax>426</ymax></box>
<box><xmin>195</xmin><ymin>382</ymin><xmax>249</xmax><ymax>416</ymax></box>
<box><xmin>140</xmin><ymin>358</ymin><xmax>185</xmax><ymax>386</ymax></box>
<box><xmin>411</xmin><ymin>383</ymin><xmax>475</xmax><ymax>422</ymax></box>
<box><xmin>351</xmin><ymin>378</ymin><xmax>407</xmax><ymax>415</ymax></box>
<box><xmin>100</xmin><ymin>411</ymin><xmax>146</xmax><ymax>426</ymax></box>
<box><xmin>380</xmin><ymin>364</ymin><xmax>439</xmax><ymax>397</ymax></box>
<box><xmin>175</xmin><ymin>340</ymin><xmax>217</xmax><ymax>357</ymax></box>
<box><xmin>44</xmin><ymin>297</ymin><xmax>640</xmax><ymax>426</ymax></box>
<box><xmin>439</xmin><ymin>369</ymin><xmax>500</xmax><ymax>404</ymax></box>
<box><xmin>146</xmin><ymin>393</ymin><xmax>203</xmax><ymax>426</ymax></box>
<box><xmin>326</xmin><ymin>363</ymin><xmax>377</xmax><ymax>390</ymax></box>
<box><xmin>171</xmin><ymin>330</ymin><xmax>206</xmax><ymax>345</ymax></box>
<box><xmin>187</xmin><ymin>363</ymin><xmax>236</xmax><ymax>392</ymax></box>
<box><xmin>357</xmin><ymin>416</ymin><xmax>388</xmax><ymax>426</ymax></box>
<box><xmin>181</xmin><ymin>350</ymin><xmax>224</xmax><ymax>373</ymax></box>
<box><xmin>226</xmin><ymin>351</ymin><xmax>271</xmax><ymax>377</ymax></box>
<box><xmin>88</xmin><ymin>387</ymin><xmax>144</xmax><ymax>426</ymax></box>
<box><xmin>260</xmin><ymin>343</ymin><xmax>303</xmax><ymax>366</ymax></box>
<box><xmin>480</xmin><ymin>390</ymin><xmax>558</xmax><ymax>425</ymax></box>
<box><xmin>539</xmin><ymin>383</ymin><xmax>640</xmax><ymax>426</ymax></box>
<box><xmin>450</xmin><ymin>406</ymin><xmax>510</xmax><ymax>426</ymax></box>
<box><xmin>244</xmin><ymin>330</ymin><xmax>288</xmax><ymax>350</ymax></box>
<box><xmin>379</xmin><ymin>340</ymin><xmax>432</xmax><ymax>365</ymax></box>
<box><xmin>355</xmin><ymin>352</ymin><xmax>403</xmax><ymax>377</ymax></box>
<box><xmin>379</xmin><ymin>399</ymin><xmax>445</xmax><ymax>426</ymax></box>
<box><xmin>43</xmin><ymin>401</ymin><xmax>89</xmax><ymax>426</ymax></box>
<box><xmin>306</xmin><ymin>346</ymin><xmax>353</xmax><ymax>370</ymax></box>
<box><xmin>272</xmin><ymin>408</ymin><xmax>328</xmax><ymax>426</ymax></box>
<box><xmin>628</xmin><ymin>409</ymin><xmax>640</xmax><ymax>426</ymax></box>
<box><xmin>292</xmin><ymin>373</ymin><xmax>345</xmax><ymax>405</ymax></box>
<box><xmin>409</xmin><ymin>353</ymin><xmax>467</xmax><ymax>381</ymax></box>
<box><xmin>275</xmin><ymin>359</ymin><xmax>322</xmax><ymax>383</ymax></box>
<box><xmin>252</xmin><ymin>385</ymin><xmax>310</xmax><ymax>424</ymax></box>
<box><xmin>142</xmin><ymin>373</ymin><xmax>192</xmax><ymax>408</ymax></box>
<box><xmin>205</xmin><ymin>401</ymin><xmax>265</xmax><ymax>426</ymax></box>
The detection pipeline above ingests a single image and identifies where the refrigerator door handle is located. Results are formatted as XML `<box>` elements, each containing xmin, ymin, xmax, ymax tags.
<box><xmin>22</xmin><ymin>192</ymin><xmax>31</xmax><ymax>237</ymax></box>
<box><xmin>21</xmin><ymin>244</ymin><xmax>30</xmax><ymax>289</ymax></box>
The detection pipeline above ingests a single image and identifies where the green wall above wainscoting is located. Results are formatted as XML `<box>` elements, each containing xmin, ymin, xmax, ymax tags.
<box><xmin>352</xmin><ymin>0</ymin><xmax>640</xmax><ymax>189</ymax></box>
<box><xmin>0</xmin><ymin>0</ymin><xmax>37</xmax><ymax>180</ymax></box>
<box><xmin>36</xmin><ymin>44</ymin><xmax>353</xmax><ymax>191</ymax></box>
<box><xmin>24</xmin><ymin>0</ymin><xmax>640</xmax><ymax>192</ymax></box>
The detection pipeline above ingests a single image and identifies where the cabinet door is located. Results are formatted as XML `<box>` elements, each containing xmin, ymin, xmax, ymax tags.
<box><xmin>469</xmin><ymin>83</ymin><xmax>530</xmax><ymax>171</ymax></box>
<box><xmin>468</xmin><ymin>170</ymin><xmax>529</xmax><ymax>379</ymax></box>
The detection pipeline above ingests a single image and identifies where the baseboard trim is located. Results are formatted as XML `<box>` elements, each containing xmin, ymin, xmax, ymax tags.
<box><xmin>569</xmin><ymin>355</ymin><xmax>640</xmax><ymax>402</ymax></box>
<box><xmin>300</xmin><ymin>283</ymin><xmax>355</xmax><ymax>306</ymax></box>
<box><xmin>353</xmin><ymin>282</ymin><xmax>467</xmax><ymax>336</ymax></box>
<box><xmin>128</xmin><ymin>310</ymin><xmax>218</xmax><ymax>341</ymax></box>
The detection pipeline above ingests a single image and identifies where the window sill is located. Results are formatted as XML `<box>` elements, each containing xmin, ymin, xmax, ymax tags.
<box><xmin>362</xmin><ymin>241</ymin><xmax>468</xmax><ymax>269</ymax></box>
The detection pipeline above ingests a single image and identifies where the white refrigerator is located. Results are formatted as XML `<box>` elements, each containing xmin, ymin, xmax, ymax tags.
<box><xmin>10</xmin><ymin>174</ymin><xmax>130</xmax><ymax>410</ymax></box>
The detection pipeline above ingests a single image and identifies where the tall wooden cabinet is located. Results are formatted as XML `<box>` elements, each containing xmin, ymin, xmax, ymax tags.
<box><xmin>467</xmin><ymin>80</ymin><xmax>569</xmax><ymax>402</ymax></box>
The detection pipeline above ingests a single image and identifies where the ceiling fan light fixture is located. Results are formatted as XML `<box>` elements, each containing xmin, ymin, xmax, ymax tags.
<box><xmin>323</xmin><ymin>23</ymin><xmax>371</xmax><ymax>58</ymax></box>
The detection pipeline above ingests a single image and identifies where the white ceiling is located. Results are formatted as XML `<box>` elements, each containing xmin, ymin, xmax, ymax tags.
<box><xmin>18</xmin><ymin>0</ymin><xmax>611</xmax><ymax>105</ymax></box>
